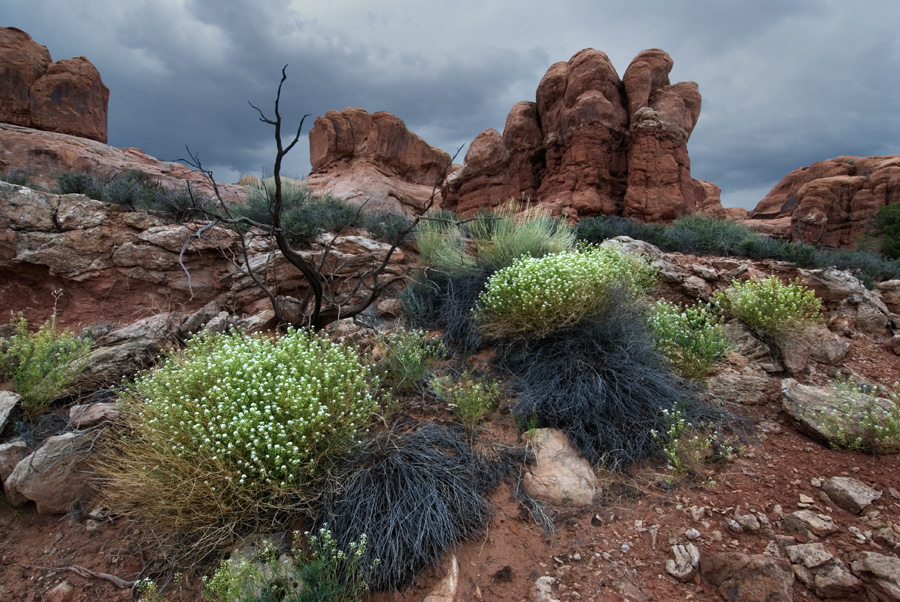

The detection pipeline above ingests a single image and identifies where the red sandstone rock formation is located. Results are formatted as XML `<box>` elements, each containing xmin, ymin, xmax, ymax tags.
<box><xmin>747</xmin><ymin>155</ymin><xmax>900</xmax><ymax>247</ymax></box>
<box><xmin>0</xmin><ymin>123</ymin><xmax>246</xmax><ymax>203</ymax></box>
<box><xmin>0</xmin><ymin>27</ymin><xmax>109</xmax><ymax>143</ymax></box>
<box><xmin>306</xmin><ymin>108</ymin><xmax>455</xmax><ymax>213</ymax></box>
<box><xmin>442</xmin><ymin>48</ymin><xmax>722</xmax><ymax>221</ymax></box>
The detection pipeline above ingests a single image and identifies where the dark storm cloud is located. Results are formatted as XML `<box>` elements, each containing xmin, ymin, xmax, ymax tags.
<box><xmin>4</xmin><ymin>1</ymin><xmax>899</xmax><ymax>208</ymax></box>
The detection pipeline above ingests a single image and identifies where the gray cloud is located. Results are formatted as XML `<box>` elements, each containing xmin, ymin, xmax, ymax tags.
<box><xmin>5</xmin><ymin>0</ymin><xmax>899</xmax><ymax>209</ymax></box>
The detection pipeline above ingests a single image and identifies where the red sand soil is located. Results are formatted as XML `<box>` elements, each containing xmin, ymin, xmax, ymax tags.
<box><xmin>1</xmin><ymin>332</ymin><xmax>898</xmax><ymax>601</ymax></box>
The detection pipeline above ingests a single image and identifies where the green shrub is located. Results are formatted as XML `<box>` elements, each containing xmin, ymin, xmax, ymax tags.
<box><xmin>430</xmin><ymin>371</ymin><xmax>500</xmax><ymax>431</ymax></box>
<box><xmin>876</xmin><ymin>203</ymin><xmax>900</xmax><ymax>259</ymax></box>
<box><xmin>575</xmin><ymin>215</ymin><xmax>669</xmax><ymax>248</ymax></box>
<box><xmin>374</xmin><ymin>329</ymin><xmax>445</xmax><ymax>394</ymax></box>
<box><xmin>415</xmin><ymin>204</ymin><xmax>573</xmax><ymax>275</ymax></box>
<box><xmin>474</xmin><ymin>245</ymin><xmax>656</xmax><ymax>340</ymax></box>
<box><xmin>0</xmin><ymin>313</ymin><xmax>92</xmax><ymax>418</ymax></box>
<box><xmin>97</xmin><ymin>328</ymin><xmax>379</xmax><ymax>564</ymax></box>
<box><xmin>650</xmin><ymin>407</ymin><xmax>735</xmax><ymax>481</ymax></box>
<box><xmin>713</xmin><ymin>277</ymin><xmax>822</xmax><ymax>340</ymax></box>
<box><xmin>203</xmin><ymin>527</ymin><xmax>375</xmax><ymax>602</ymax></box>
<box><xmin>0</xmin><ymin>170</ymin><xmax>30</xmax><ymax>186</ymax></box>
<box><xmin>647</xmin><ymin>300</ymin><xmax>728</xmax><ymax>379</ymax></box>
<box><xmin>235</xmin><ymin>177</ymin><xmax>358</xmax><ymax>246</ymax></box>
<box><xmin>466</xmin><ymin>203</ymin><xmax>574</xmax><ymax>270</ymax></box>
<box><xmin>414</xmin><ymin>214</ymin><xmax>478</xmax><ymax>275</ymax></box>
<box><xmin>362</xmin><ymin>210</ymin><xmax>413</xmax><ymax>244</ymax></box>
<box><xmin>56</xmin><ymin>171</ymin><xmax>104</xmax><ymax>199</ymax></box>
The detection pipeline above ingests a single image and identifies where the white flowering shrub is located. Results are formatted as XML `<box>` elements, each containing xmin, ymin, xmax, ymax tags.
<box><xmin>131</xmin><ymin>329</ymin><xmax>377</xmax><ymax>489</ymax></box>
<box><xmin>647</xmin><ymin>300</ymin><xmax>728</xmax><ymax>379</ymax></box>
<box><xmin>97</xmin><ymin>328</ymin><xmax>378</xmax><ymax>564</ymax></box>
<box><xmin>713</xmin><ymin>276</ymin><xmax>822</xmax><ymax>340</ymax></box>
<box><xmin>474</xmin><ymin>245</ymin><xmax>656</xmax><ymax>339</ymax></box>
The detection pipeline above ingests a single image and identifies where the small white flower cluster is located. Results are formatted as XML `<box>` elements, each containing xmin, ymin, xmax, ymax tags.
<box><xmin>133</xmin><ymin>328</ymin><xmax>377</xmax><ymax>489</ymax></box>
<box><xmin>713</xmin><ymin>276</ymin><xmax>822</xmax><ymax>338</ymax></box>
<box><xmin>474</xmin><ymin>245</ymin><xmax>656</xmax><ymax>339</ymax></box>
<box><xmin>647</xmin><ymin>299</ymin><xmax>728</xmax><ymax>379</ymax></box>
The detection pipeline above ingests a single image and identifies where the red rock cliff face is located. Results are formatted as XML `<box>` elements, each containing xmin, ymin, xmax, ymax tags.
<box><xmin>748</xmin><ymin>155</ymin><xmax>900</xmax><ymax>247</ymax></box>
<box><xmin>306</xmin><ymin>108</ymin><xmax>454</xmax><ymax>213</ymax></box>
<box><xmin>442</xmin><ymin>48</ymin><xmax>722</xmax><ymax>221</ymax></box>
<box><xmin>0</xmin><ymin>27</ymin><xmax>109</xmax><ymax>143</ymax></box>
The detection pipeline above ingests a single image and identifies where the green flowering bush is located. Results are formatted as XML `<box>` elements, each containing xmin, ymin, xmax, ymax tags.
<box><xmin>474</xmin><ymin>245</ymin><xmax>656</xmax><ymax>340</ymax></box>
<box><xmin>374</xmin><ymin>329</ymin><xmax>445</xmax><ymax>394</ymax></box>
<box><xmin>0</xmin><ymin>312</ymin><xmax>92</xmax><ymax>418</ymax></box>
<box><xmin>430</xmin><ymin>371</ymin><xmax>500</xmax><ymax>432</ymax></box>
<box><xmin>98</xmin><ymin>328</ymin><xmax>379</xmax><ymax>564</ymax></box>
<box><xmin>713</xmin><ymin>276</ymin><xmax>822</xmax><ymax>340</ymax></box>
<box><xmin>647</xmin><ymin>300</ymin><xmax>728</xmax><ymax>379</ymax></box>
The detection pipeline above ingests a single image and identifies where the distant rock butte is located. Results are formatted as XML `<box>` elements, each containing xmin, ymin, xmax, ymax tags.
<box><xmin>306</xmin><ymin>108</ymin><xmax>455</xmax><ymax>213</ymax></box>
<box><xmin>747</xmin><ymin>155</ymin><xmax>900</xmax><ymax>247</ymax></box>
<box><xmin>0</xmin><ymin>27</ymin><xmax>109</xmax><ymax>143</ymax></box>
<box><xmin>441</xmin><ymin>48</ymin><xmax>726</xmax><ymax>221</ymax></box>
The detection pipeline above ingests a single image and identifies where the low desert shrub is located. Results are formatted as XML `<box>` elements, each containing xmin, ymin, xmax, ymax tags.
<box><xmin>202</xmin><ymin>527</ymin><xmax>376</xmax><ymax>602</ymax></box>
<box><xmin>713</xmin><ymin>276</ymin><xmax>822</xmax><ymax>340</ymax></box>
<box><xmin>56</xmin><ymin>171</ymin><xmax>104</xmax><ymax>199</ymax></box>
<box><xmin>575</xmin><ymin>215</ymin><xmax>669</xmax><ymax>248</ymax></box>
<box><xmin>414</xmin><ymin>214</ymin><xmax>478</xmax><ymax>276</ymax></box>
<box><xmin>430</xmin><ymin>371</ymin><xmax>500</xmax><ymax>432</ymax></box>
<box><xmin>501</xmin><ymin>295</ymin><xmax>725</xmax><ymax>468</ymax></box>
<box><xmin>876</xmin><ymin>203</ymin><xmax>900</xmax><ymax>259</ymax></box>
<box><xmin>374</xmin><ymin>329</ymin><xmax>445</xmax><ymax>394</ymax></box>
<box><xmin>647</xmin><ymin>300</ymin><xmax>728</xmax><ymax>379</ymax></box>
<box><xmin>474</xmin><ymin>245</ymin><xmax>656</xmax><ymax>340</ymax></box>
<box><xmin>0</xmin><ymin>312</ymin><xmax>92</xmax><ymax>418</ymax></box>
<box><xmin>97</xmin><ymin>328</ymin><xmax>379</xmax><ymax>564</ymax></box>
<box><xmin>0</xmin><ymin>170</ymin><xmax>30</xmax><ymax>186</ymax></box>
<box><xmin>235</xmin><ymin>177</ymin><xmax>358</xmax><ymax>246</ymax></box>
<box><xmin>650</xmin><ymin>407</ymin><xmax>735</xmax><ymax>481</ymax></box>
<box><xmin>362</xmin><ymin>209</ymin><xmax>413</xmax><ymax>244</ymax></box>
<box><xmin>318</xmin><ymin>423</ymin><xmax>519</xmax><ymax>591</ymax></box>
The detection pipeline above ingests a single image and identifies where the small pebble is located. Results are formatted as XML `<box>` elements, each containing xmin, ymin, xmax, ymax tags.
<box><xmin>685</xmin><ymin>528</ymin><xmax>702</xmax><ymax>541</ymax></box>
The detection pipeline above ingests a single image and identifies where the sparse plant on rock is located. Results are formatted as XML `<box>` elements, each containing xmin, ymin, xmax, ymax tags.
<box><xmin>650</xmin><ymin>407</ymin><xmax>734</xmax><ymax>482</ymax></box>
<box><xmin>0</xmin><ymin>307</ymin><xmax>92</xmax><ymax>418</ymax></box>
<box><xmin>808</xmin><ymin>378</ymin><xmax>900</xmax><ymax>454</ymax></box>
<box><xmin>96</xmin><ymin>328</ymin><xmax>379</xmax><ymax>565</ymax></box>
<box><xmin>202</xmin><ymin>527</ymin><xmax>376</xmax><ymax>602</ymax></box>
<box><xmin>713</xmin><ymin>276</ymin><xmax>822</xmax><ymax>341</ymax></box>
<box><xmin>647</xmin><ymin>299</ymin><xmax>728</xmax><ymax>379</ymax></box>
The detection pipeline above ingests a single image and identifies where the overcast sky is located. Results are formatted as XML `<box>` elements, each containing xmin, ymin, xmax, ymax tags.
<box><xmin>6</xmin><ymin>1</ymin><xmax>899</xmax><ymax>209</ymax></box>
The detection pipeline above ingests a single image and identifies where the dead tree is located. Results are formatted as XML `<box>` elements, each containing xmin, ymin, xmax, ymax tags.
<box><xmin>185</xmin><ymin>66</ymin><xmax>458</xmax><ymax>331</ymax></box>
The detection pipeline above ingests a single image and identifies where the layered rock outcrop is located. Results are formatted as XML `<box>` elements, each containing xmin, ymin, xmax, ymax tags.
<box><xmin>0</xmin><ymin>27</ymin><xmax>109</xmax><ymax>142</ymax></box>
<box><xmin>747</xmin><ymin>155</ymin><xmax>900</xmax><ymax>247</ymax></box>
<box><xmin>306</xmin><ymin>108</ymin><xmax>455</xmax><ymax>213</ymax></box>
<box><xmin>442</xmin><ymin>48</ymin><xmax>723</xmax><ymax>221</ymax></box>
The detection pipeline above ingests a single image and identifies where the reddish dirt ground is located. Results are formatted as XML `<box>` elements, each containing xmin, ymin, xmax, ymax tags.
<box><xmin>1</xmin><ymin>332</ymin><xmax>898</xmax><ymax>602</ymax></box>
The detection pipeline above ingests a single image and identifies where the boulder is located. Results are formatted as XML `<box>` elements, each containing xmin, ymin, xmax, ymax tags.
<box><xmin>699</xmin><ymin>552</ymin><xmax>793</xmax><ymax>602</ymax></box>
<box><xmin>523</xmin><ymin>428</ymin><xmax>599</xmax><ymax>506</ymax></box>
<box><xmin>747</xmin><ymin>155</ymin><xmax>900</xmax><ymax>249</ymax></box>
<box><xmin>785</xmin><ymin>543</ymin><xmax>861</xmax><ymax>599</ymax></box>
<box><xmin>0</xmin><ymin>439</ymin><xmax>29</xmax><ymax>483</ymax></box>
<box><xmin>0</xmin><ymin>390</ymin><xmax>19</xmax><ymax>433</ymax></box>
<box><xmin>442</xmin><ymin>48</ymin><xmax>723</xmax><ymax>221</ymax></box>
<box><xmin>821</xmin><ymin>476</ymin><xmax>881</xmax><ymax>515</ymax></box>
<box><xmin>69</xmin><ymin>402</ymin><xmax>120</xmax><ymax>428</ymax></box>
<box><xmin>306</xmin><ymin>108</ymin><xmax>453</xmax><ymax>213</ymax></box>
<box><xmin>4</xmin><ymin>429</ymin><xmax>103</xmax><ymax>514</ymax></box>
<box><xmin>877</xmin><ymin>280</ymin><xmax>900</xmax><ymax>317</ymax></box>
<box><xmin>849</xmin><ymin>551</ymin><xmax>900</xmax><ymax>601</ymax></box>
<box><xmin>781</xmin><ymin>378</ymin><xmax>899</xmax><ymax>454</ymax></box>
<box><xmin>782</xmin><ymin>509</ymin><xmax>838</xmax><ymax>541</ymax></box>
<box><xmin>422</xmin><ymin>555</ymin><xmax>459</xmax><ymax>602</ymax></box>
<box><xmin>0</xmin><ymin>27</ymin><xmax>108</xmax><ymax>142</ymax></box>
